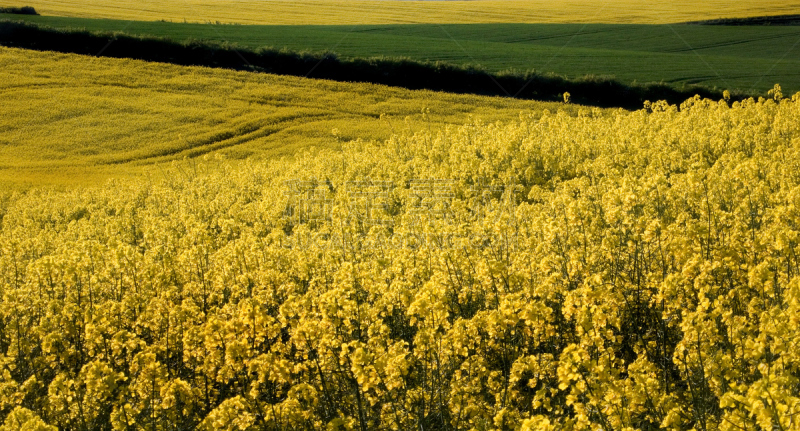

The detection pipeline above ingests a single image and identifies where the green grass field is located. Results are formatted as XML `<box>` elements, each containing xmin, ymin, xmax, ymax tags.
<box><xmin>3</xmin><ymin>13</ymin><xmax>800</xmax><ymax>94</ymax></box>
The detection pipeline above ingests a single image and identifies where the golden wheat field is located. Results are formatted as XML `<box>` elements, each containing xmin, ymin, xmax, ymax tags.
<box><xmin>1</xmin><ymin>84</ymin><xmax>799</xmax><ymax>429</ymax></box>
<box><xmin>2</xmin><ymin>0</ymin><xmax>799</xmax><ymax>24</ymax></box>
<box><xmin>0</xmin><ymin>46</ymin><xmax>574</xmax><ymax>188</ymax></box>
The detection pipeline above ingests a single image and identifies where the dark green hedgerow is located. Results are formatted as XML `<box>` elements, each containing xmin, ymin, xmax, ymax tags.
<box><xmin>0</xmin><ymin>19</ymin><xmax>741</xmax><ymax>110</ymax></box>
<box><xmin>0</xmin><ymin>6</ymin><xmax>37</xmax><ymax>15</ymax></box>
<box><xmin>686</xmin><ymin>14</ymin><xmax>800</xmax><ymax>25</ymax></box>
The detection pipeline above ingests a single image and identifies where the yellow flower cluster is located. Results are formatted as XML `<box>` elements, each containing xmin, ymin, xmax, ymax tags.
<box><xmin>1</xmin><ymin>88</ymin><xmax>800</xmax><ymax>429</ymax></box>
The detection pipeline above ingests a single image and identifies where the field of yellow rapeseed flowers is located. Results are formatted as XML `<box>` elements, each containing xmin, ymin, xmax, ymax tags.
<box><xmin>2</xmin><ymin>0</ymin><xmax>799</xmax><ymax>25</ymax></box>
<box><xmin>1</xmin><ymin>84</ymin><xmax>798</xmax><ymax>429</ymax></box>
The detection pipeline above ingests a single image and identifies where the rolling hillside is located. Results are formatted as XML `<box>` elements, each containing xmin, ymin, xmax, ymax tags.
<box><xmin>0</xmin><ymin>46</ymin><xmax>581</xmax><ymax>187</ymax></box>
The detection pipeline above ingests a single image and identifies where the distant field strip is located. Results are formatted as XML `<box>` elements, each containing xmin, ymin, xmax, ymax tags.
<box><xmin>0</xmin><ymin>46</ymin><xmax>576</xmax><ymax>187</ymax></box>
<box><xmin>1</xmin><ymin>0</ymin><xmax>799</xmax><ymax>24</ymax></box>
<box><xmin>5</xmin><ymin>15</ymin><xmax>799</xmax><ymax>93</ymax></box>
